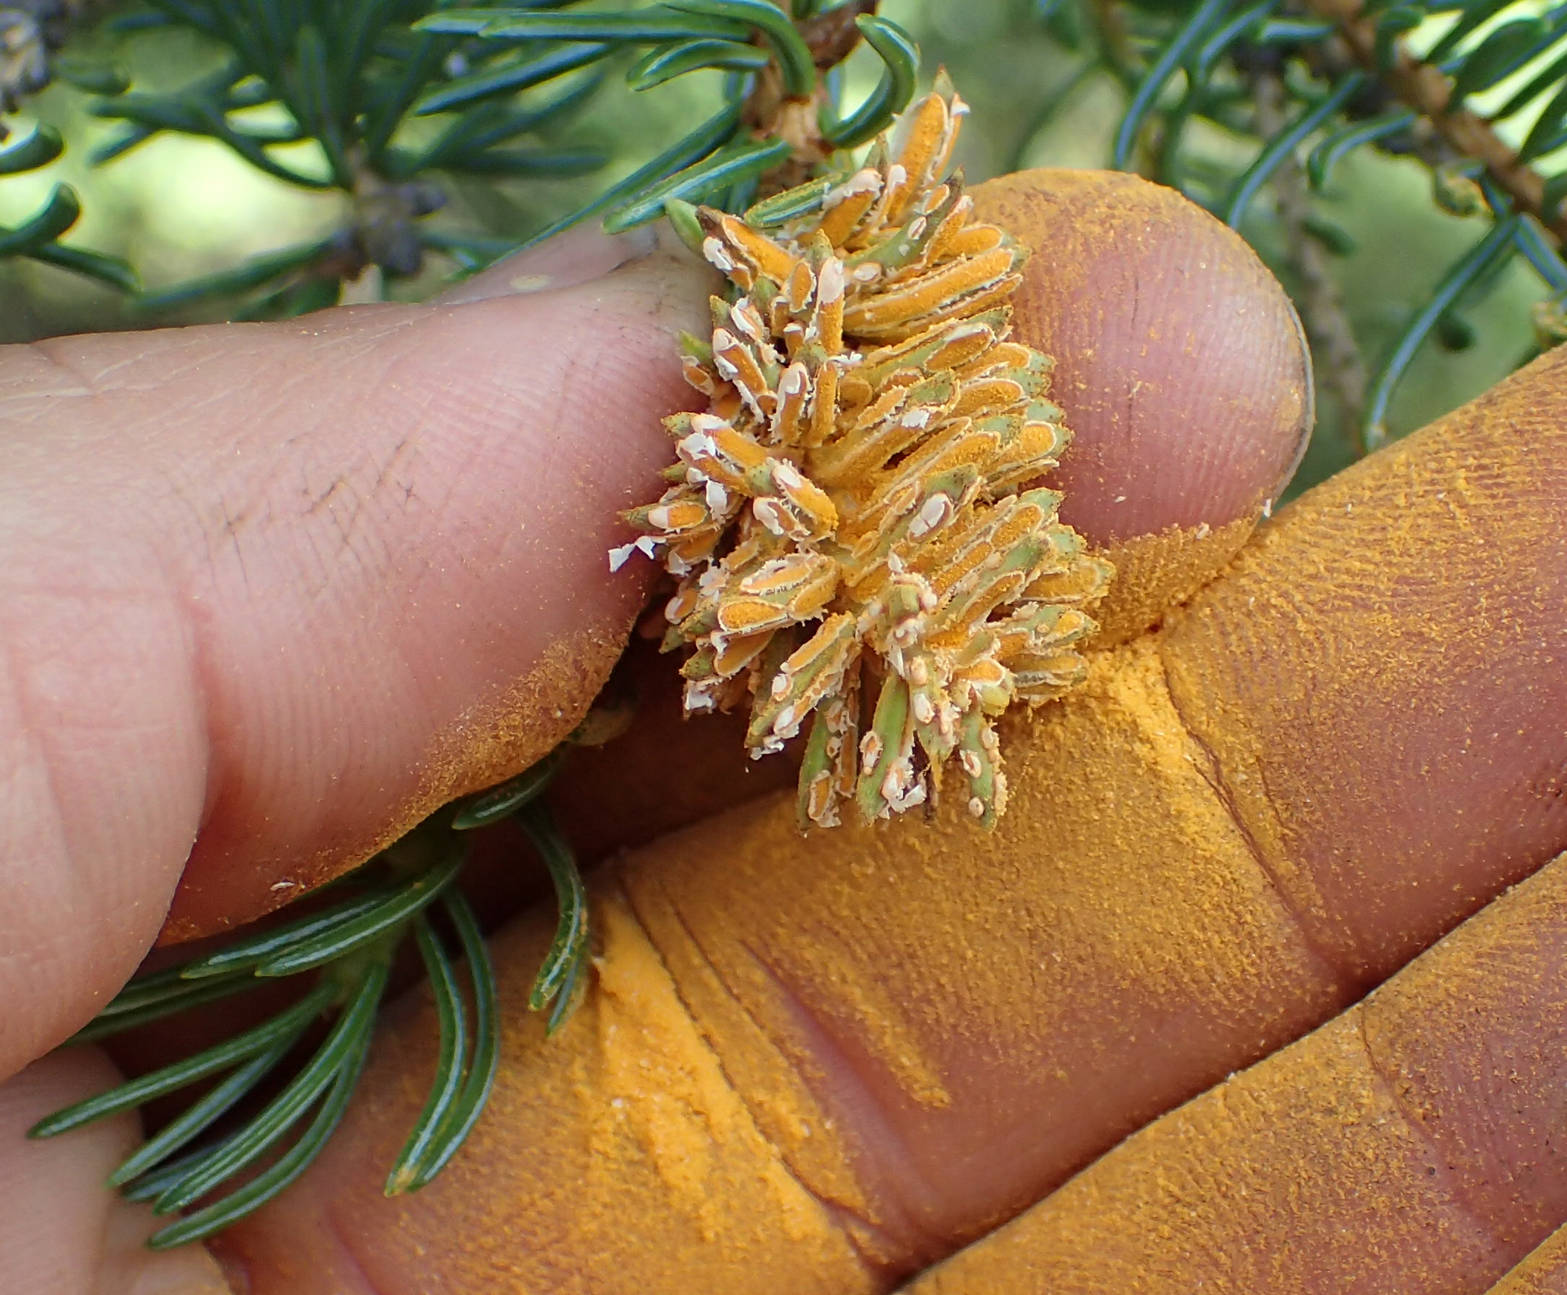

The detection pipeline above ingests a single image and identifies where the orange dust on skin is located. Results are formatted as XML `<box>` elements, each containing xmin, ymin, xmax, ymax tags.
<box><xmin>1086</xmin><ymin>516</ymin><xmax>1255</xmax><ymax>647</ymax></box>
<box><xmin>217</xmin><ymin>631</ymin><xmax>1349</xmax><ymax>1291</ymax></box>
<box><xmin>906</xmin><ymin>852</ymin><xmax>1567</xmax><ymax>1294</ymax></box>
<box><xmin>219</xmin><ymin>346</ymin><xmax>1564</xmax><ymax>1292</ymax></box>
<box><xmin>158</xmin><ymin>624</ymin><xmax>628</xmax><ymax>943</ymax></box>
<box><xmin>1159</xmin><ymin>347</ymin><xmax>1567</xmax><ymax>983</ymax></box>
<box><xmin>1487</xmin><ymin>1226</ymin><xmax>1567</xmax><ymax>1294</ymax></box>
<box><xmin>609</xmin><ymin>637</ymin><xmax>1353</xmax><ymax>1274</ymax></box>
<box><xmin>216</xmin><ymin>890</ymin><xmax>876</xmax><ymax>1295</ymax></box>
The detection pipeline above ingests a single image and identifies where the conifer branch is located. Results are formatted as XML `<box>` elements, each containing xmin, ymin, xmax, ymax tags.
<box><xmin>1305</xmin><ymin>0</ymin><xmax>1567</xmax><ymax>248</ymax></box>
<box><xmin>18</xmin><ymin>0</ymin><xmax>1567</xmax><ymax>1256</ymax></box>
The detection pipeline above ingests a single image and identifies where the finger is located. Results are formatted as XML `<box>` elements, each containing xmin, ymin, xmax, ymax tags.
<box><xmin>1158</xmin><ymin>365</ymin><xmax>1567</xmax><ymax>984</ymax></box>
<box><xmin>0</xmin><ymin>233</ymin><xmax>711</xmax><ymax>1073</ymax></box>
<box><xmin>0</xmin><ymin>1049</ymin><xmax>230</xmax><ymax>1293</ymax></box>
<box><xmin>549</xmin><ymin>168</ymin><xmax>1314</xmax><ymax>861</ymax></box>
<box><xmin>74</xmin><ymin>170</ymin><xmax>1302</xmax><ymax>1083</ymax></box>
<box><xmin>905</xmin><ymin>849</ymin><xmax>1567</xmax><ymax>1295</ymax></box>
<box><xmin>217</xmin><ymin>346</ymin><xmax>1565</xmax><ymax>1292</ymax></box>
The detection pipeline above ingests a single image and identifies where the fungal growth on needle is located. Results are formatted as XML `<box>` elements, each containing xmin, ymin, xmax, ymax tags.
<box><xmin>613</xmin><ymin>77</ymin><xmax>1112</xmax><ymax>830</ymax></box>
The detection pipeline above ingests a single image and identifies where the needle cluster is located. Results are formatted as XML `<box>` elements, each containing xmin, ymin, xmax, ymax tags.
<box><xmin>616</xmin><ymin>79</ymin><xmax>1111</xmax><ymax>829</ymax></box>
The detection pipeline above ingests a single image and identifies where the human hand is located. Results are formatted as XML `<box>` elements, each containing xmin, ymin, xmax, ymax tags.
<box><xmin>0</xmin><ymin>223</ymin><xmax>713</xmax><ymax>1289</ymax></box>
<box><xmin>4</xmin><ymin>169</ymin><xmax>1564</xmax><ymax>1293</ymax></box>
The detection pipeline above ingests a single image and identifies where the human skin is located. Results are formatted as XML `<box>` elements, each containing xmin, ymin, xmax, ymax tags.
<box><xmin>0</xmin><ymin>170</ymin><xmax>1563</xmax><ymax>1293</ymax></box>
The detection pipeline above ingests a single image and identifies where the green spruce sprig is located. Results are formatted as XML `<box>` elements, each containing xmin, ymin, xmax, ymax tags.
<box><xmin>1</xmin><ymin>0</ymin><xmax>135</xmax><ymax>286</ymax></box>
<box><xmin>413</xmin><ymin>2</ymin><xmax>918</xmax><ymax>238</ymax></box>
<box><xmin>2</xmin><ymin>0</ymin><xmax>919</xmax><ymax>315</ymax></box>
<box><xmin>1038</xmin><ymin>0</ymin><xmax>1567</xmax><ymax>453</ymax></box>
<box><xmin>28</xmin><ymin>750</ymin><xmax>573</xmax><ymax>1248</ymax></box>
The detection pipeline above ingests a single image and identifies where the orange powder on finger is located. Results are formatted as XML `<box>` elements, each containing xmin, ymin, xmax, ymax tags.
<box><xmin>159</xmin><ymin>624</ymin><xmax>626</xmax><ymax>943</ymax></box>
<box><xmin>586</xmin><ymin>885</ymin><xmax>837</xmax><ymax>1246</ymax></box>
<box><xmin>908</xmin><ymin>1012</ymin><xmax>1502</xmax><ymax>1293</ymax></box>
<box><xmin>223</xmin><ymin>341</ymin><xmax>1566</xmax><ymax>1289</ymax></box>
<box><xmin>413</xmin><ymin>625</ymin><xmax>628</xmax><ymax>806</ymax></box>
<box><xmin>613</xmin><ymin>636</ymin><xmax>1352</xmax><ymax>1271</ymax></box>
<box><xmin>1485</xmin><ymin>1226</ymin><xmax>1567</xmax><ymax>1294</ymax></box>
<box><xmin>1086</xmin><ymin>516</ymin><xmax>1255</xmax><ymax>647</ymax></box>
<box><xmin>1159</xmin><ymin>345</ymin><xmax>1567</xmax><ymax>982</ymax></box>
<box><xmin>222</xmin><ymin>623</ymin><xmax>1350</xmax><ymax>1292</ymax></box>
<box><xmin>231</xmin><ymin>888</ymin><xmax>877</xmax><ymax>1294</ymax></box>
<box><xmin>904</xmin><ymin>852</ymin><xmax>1567</xmax><ymax>1294</ymax></box>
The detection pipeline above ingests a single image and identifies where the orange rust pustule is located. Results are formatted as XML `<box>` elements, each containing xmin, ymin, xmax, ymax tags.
<box><xmin>542</xmin><ymin>170</ymin><xmax>1312</xmax><ymax>863</ymax></box>
<box><xmin>631</xmin><ymin>91</ymin><xmax>1111</xmax><ymax>831</ymax></box>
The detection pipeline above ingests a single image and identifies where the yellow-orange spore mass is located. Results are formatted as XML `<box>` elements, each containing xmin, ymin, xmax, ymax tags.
<box><xmin>615</xmin><ymin>81</ymin><xmax>1111</xmax><ymax>829</ymax></box>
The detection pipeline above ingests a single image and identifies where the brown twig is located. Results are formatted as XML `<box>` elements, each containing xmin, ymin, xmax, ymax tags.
<box><xmin>799</xmin><ymin>0</ymin><xmax>876</xmax><ymax>69</ymax></box>
<box><xmin>742</xmin><ymin>0</ymin><xmax>878</xmax><ymax>198</ymax></box>
<box><xmin>1305</xmin><ymin>0</ymin><xmax>1567</xmax><ymax>246</ymax></box>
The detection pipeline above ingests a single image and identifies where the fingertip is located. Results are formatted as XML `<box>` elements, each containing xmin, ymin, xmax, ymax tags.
<box><xmin>974</xmin><ymin>169</ymin><xmax>1312</xmax><ymax>544</ymax></box>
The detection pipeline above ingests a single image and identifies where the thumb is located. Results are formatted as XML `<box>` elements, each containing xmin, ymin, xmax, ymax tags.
<box><xmin>0</xmin><ymin>227</ymin><xmax>711</xmax><ymax>1076</ymax></box>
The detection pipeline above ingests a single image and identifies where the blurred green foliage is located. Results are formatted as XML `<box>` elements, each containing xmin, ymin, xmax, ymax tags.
<box><xmin>1</xmin><ymin>0</ymin><xmax>1561</xmax><ymax>492</ymax></box>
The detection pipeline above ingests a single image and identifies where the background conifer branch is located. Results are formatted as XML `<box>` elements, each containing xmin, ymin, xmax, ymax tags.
<box><xmin>1305</xmin><ymin>0</ymin><xmax>1567</xmax><ymax>249</ymax></box>
<box><xmin>1251</xmin><ymin>60</ymin><xmax>1369</xmax><ymax>434</ymax></box>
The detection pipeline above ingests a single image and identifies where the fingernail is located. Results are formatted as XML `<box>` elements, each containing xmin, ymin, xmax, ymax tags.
<box><xmin>437</xmin><ymin>222</ymin><xmax>660</xmax><ymax>305</ymax></box>
<box><xmin>1267</xmin><ymin>294</ymin><xmax>1316</xmax><ymax>507</ymax></box>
